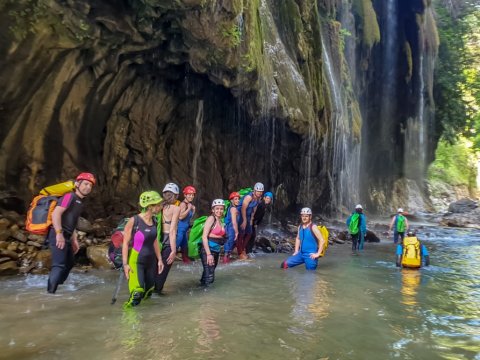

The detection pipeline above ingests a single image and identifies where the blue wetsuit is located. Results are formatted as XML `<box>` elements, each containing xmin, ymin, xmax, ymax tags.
<box><xmin>238</xmin><ymin>193</ymin><xmax>258</xmax><ymax>235</ymax></box>
<box><xmin>176</xmin><ymin>205</ymin><xmax>194</xmax><ymax>249</ymax></box>
<box><xmin>284</xmin><ymin>224</ymin><xmax>319</xmax><ymax>270</ymax></box>
<box><xmin>224</xmin><ymin>205</ymin><xmax>241</xmax><ymax>253</ymax></box>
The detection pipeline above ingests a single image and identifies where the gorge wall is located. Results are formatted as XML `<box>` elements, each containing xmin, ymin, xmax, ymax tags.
<box><xmin>0</xmin><ymin>0</ymin><xmax>439</xmax><ymax>216</ymax></box>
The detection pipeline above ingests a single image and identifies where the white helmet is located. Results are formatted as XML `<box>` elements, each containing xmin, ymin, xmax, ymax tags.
<box><xmin>355</xmin><ymin>204</ymin><xmax>363</xmax><ymax>210</ymax></box>
<box><xmin>300</xmin><ymin>207</ymin><xmax>312</xmax><ymax>215</ymax></box>
<box><xmin>254</xmin><ymin>182</ymin><xmax>264</xmax><ymax>191</ymax></box>
<box><xmin>211</xmin><ymin>199</ymin><xmax>225</xmax><ymax>208</ymax></box>
<box><xmin>398</xmin><ymin>208</ymin><xmax>404</xmax><ymax>213</ymax></box>
<box><xmin>163</xmin><ymin>183</ymin><xmax>179</xmax><ymax>194</ymax></box>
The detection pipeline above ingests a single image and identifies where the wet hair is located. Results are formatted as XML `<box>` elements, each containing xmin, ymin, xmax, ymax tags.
<box><xmin>162</xmin><ymin>191</ymin><xmax>177</xmax><ymax>204</ymax></box>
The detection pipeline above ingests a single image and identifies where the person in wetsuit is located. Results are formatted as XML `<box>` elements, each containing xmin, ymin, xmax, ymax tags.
<box><xmin>200</xmin><ymin>199</ymin><xmax>226</xmax><ymax>286</ymax></box>
<box><xmin>246</xmin><ymin>191</ymin><xmax>273</xmax><ymax>255</ymax></box>
<box><xmin>237</xmin><ymin>182</ymin><xmax>264</xmax><ymax>260</ymax></box>
<box><xmin>281</xmin><ymin>207</ymin><xmax>325</xmax><ymax>270</ymax></box>
<box><xmin>177</xmin><ymin>185</ymin><xmax>196</xmax><ymax>264</ymax></box>
<box><xmin>223</xmin><ymin>192</ymin><xmax>241</xmax><ymax>264</ymax></box>
<box><xmin>47</xmin><ymin>172</ymin><xmax>95</xmax><ymax>294</ymax></box>
<box><xmin>155</xmin><ymin>182</ymin><xmax>180</xmax><ymax>294</ymax></box>
<box><xmin>123</xmin><ymin>191</ymin><xmax>164</xmax><ymax>307</ymax></box>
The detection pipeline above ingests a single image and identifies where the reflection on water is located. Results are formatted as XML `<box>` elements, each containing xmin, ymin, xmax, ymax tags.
<box><xmin>0</xmin><ymin>227</ymin><xmax>478</xmax><ymax>359</ymax></box>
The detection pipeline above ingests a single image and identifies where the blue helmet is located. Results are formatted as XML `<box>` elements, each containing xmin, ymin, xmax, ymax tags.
<box><xmin>264</xmin><ymin>192</ymin><xmax>274</xmax><ymax>200</ymax></box>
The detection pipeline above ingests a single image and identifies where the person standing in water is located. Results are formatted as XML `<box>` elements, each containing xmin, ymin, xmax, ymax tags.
<box><xmin>177</xmin><ymin>185</ymin><xmax>196</xmax><ymax>264</ymax></box>
<box><xmin>123</xmin><ymin>191</ymin><xmax>164</xmax><ymax>307</ymax></box>
<box><xmin>247</xmin><ymin>191</ymin><xmax>273</xmax><ymax>256</ymax></box>
<box><xmin>237</xmin><ymin>182</ymin><xmax>264</xmax><ymax>260</ymax></box>
<box><xmin>281</xmin><ymin>207</ymin><xmax>325</xmax><ymax>270</ymax></box>
<box><xmin>388</xmin><ymin>208</ymin><xmax>409</xmax><ymax>244</ymax></box>
<box><xmin>346</xmin><ymin>204</ymin><xmax>367</xmax><ymax>254</ymax></box>
<box><xmin>47</xmin><ymin>173</ymin><xmax>95</xmax><ymax>294</ymax></box>
<box><xmin>155</xmin><ymin>182</ymin><xmax>180</xmax><ymax>294</ymax></box>
<box><xmin>200</xmin><ymin>199</ymin><xmax>226</xmax><ymax>286</ymax></box>
<box><xmin>223</xmin><ymin>192</ymin><xmax>241</xmax><ymax>264</ymax></box>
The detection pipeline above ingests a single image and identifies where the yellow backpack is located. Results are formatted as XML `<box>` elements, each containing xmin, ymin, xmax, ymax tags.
<box><xmin>401</xmin><ymin>236</ymin><xmax>421</xmax><ymax>268</ymax></box>
<box><xmin>310</xmin><ymin>224</ymin><xmax>329</xmax><ymax>257</ymax></box>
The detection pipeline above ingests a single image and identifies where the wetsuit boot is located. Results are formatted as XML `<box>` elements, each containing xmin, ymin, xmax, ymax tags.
<box><xmin>222</xmin><ymin>253</ymin><xmax>230</xmax><ymax>264</ymax></box>
<box><xmin>181</xmin><ymin>248</ymin><xmax>191</xmax><ymax>264</ymax></box>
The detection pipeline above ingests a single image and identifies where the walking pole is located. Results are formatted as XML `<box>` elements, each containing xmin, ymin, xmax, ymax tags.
<box><xmin>111</xmin><ymin>269</ymin><xmax>124</xmax><ymax>305</ymax></box>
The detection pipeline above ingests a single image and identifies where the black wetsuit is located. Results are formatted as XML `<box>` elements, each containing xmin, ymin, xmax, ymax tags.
<box><xmin>247</xmin><ymin>200</ymin><xmax>268</xmax><ymax>254</ymax></box>
<box><xmin>47</xmin><ymin>192</ymin><xmax>83</xmax><ymax>293</ymax></box>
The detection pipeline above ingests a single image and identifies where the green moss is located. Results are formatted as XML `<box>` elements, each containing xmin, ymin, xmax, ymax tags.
<box><xmin>353</xmin><ymin>0</ymin><xmax>380</xmax><ymax>49</ymax></box>
<box><xmin>404</xmin><ymin>41</ymin><xmax>413</xmax><ymax>83</ymax></box>
<box><xmin>221</xmin><ymin>23</ymin><xmax>242</xmax><ymax>48</ymax></box>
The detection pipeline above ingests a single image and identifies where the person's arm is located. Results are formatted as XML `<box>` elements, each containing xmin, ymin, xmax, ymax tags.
<box><xmin>167</xmin><ymin>206</ymin><xmax>181</xmax><ymax>264</ymax></box>
<box><xmin>178</xmin><ymin>202</ymin><xmax>190</xmax><ymax>220</ymax></box>
<box><xmin>154</xmin><ymin>237</ymin><xmax>164</xmax><ymax>274</ymax></box>
<box><xmin>240</xmin><ymin>196</ymin><xmax>251</xmax><ymax>230</ymax></box>
<box><xmin>388</xmin><ymin>216</ymin><xmax>395</xmax><ymax>232</ymax></box>
<box><xmin>51</xmin><ymin>205</ymin><xmax>68</xmax><ymax>250</ymax></box>
<box><xmin>71</xmin><ymin>230</ymin><xmax>80</xmax><ymax>254</ymax></box>
<box><xmin>346</xmin><ymin>215</ymin><xmax>351</xmax><ymax>227</ymax></box>
<box><xmin>293</xmin><ymin>227</ymin><xmax>300</xmax><ymax>255</ymax></box>
<box><xmin>405</xmin><ymin>217</ymin><xmax>410</xmax><ymax>232</ymax></box>
<box><xmin>231</xmin><ymin>208</ymin><xmax>239</xmax><ymax>240</ymax></box>
<box><xmin>311</xmin><ymin>225</ymin><xmax>325</xmax><ymax>259</ymax></box>
<box><xmin>250</xmin><ymin>204</ymin><xmax>258</xmax><ymax>226</ymax></box>
<box><xmin>361</xmin><ymin>214</ymin><xmax>367</xmax><ymax>233</ymax></box>
<box><xmin>202</xmin><ymin>216</ymin><xmax>215</xmax><ymax>265</ymax></box>
<box><xmin>122</xmin><ymin>217</ymin><xmax>135</xmax><ymax>279</ymax></box>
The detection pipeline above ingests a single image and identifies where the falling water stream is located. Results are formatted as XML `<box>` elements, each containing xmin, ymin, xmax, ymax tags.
<box><xmin>191</xmin><ymin>100</ymin><xmax>204</xmax><ymax>185</ymax></box>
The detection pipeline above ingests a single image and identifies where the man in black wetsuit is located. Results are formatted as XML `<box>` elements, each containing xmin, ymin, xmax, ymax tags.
<box><xmin>47</xmin><ymin>173</ymin><xmax>95</xmax><ymax>293</ymax></box>
<box><xmin>246</xmin><ymin>192</ymin><xmax>273</xmax><ymax>256</ymax></box>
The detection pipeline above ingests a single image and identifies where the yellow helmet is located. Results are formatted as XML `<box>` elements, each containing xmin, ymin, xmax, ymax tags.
<box><xmin>139</xmin><ymin>191</ymin><xmax>162</xmax><ymax>208</ymax></box>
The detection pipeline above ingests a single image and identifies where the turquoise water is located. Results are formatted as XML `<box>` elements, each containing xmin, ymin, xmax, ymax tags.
<box><xmin>0</xmin><ymin>226</ymin><xmax>479</xmax><ymax>359</ymax></box>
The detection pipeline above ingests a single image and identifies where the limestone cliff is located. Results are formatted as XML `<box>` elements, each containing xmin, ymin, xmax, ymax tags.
<box><xmin>0</xmin><ymin>0</ymin><xmax>438</xmax><ymax>216</ymax></box>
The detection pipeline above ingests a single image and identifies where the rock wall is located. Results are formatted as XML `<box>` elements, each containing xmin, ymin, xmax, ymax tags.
<box><xmin>0</xmin><ymin>0</ymin><xmax>438</xmax><ymax>216</ymax></box>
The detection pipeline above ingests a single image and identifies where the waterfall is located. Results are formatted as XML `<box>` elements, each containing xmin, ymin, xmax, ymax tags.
<box><xmin>319</xmin><ymin>28</ymin><xmax>360</xmax><ymax>214</ymax></box>
<box><xmin>191</xmin><ymin>100</ymin><xmax>204</xmax><ymax>185</ymax></box>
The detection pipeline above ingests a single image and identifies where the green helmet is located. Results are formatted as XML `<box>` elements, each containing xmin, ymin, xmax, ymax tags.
<box><xmin>139</xmin><ymin>191</ymin><xmax>162</xmax><ymax>208</ymax></box>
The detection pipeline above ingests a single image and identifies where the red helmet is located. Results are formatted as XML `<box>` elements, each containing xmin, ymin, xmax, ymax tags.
<box><xmin>229</xmin><ymin>191</ymin><xmax>240</xmax><ymax>200</ymax></box>
<box><xmin>183</xmin><ymin>185</ymin><xmax>196</xmax><ymax>195</ymax></box>
<box><xmin>76</xmin><ymin>172</ymin><xmax>96</xmax><ymax>185</ymax></box>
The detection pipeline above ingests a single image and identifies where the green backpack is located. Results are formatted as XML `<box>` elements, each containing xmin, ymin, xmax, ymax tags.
<box><xmin>396</xmin><ymin>215</ymin><xmax>406</xmax><ymax>233</ymax></box>
<box><xmin>348</xmin><ymin>213</ymin><xmax>360</xmax><ymax>235</ymax></box>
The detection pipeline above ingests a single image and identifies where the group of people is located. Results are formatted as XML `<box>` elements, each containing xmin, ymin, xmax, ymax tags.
<box><xmin>44</xmin><ymin>172</ymin><xmax>429</xmax><ymax>309</ymax></box>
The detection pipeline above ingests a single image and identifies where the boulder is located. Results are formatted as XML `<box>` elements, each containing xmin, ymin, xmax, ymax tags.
<box><xmin>27</xmin><ymin>241</ymin><xmax>43</xmax><ymax>249</ymax></box>
<box><xmin>0</xmin><ymin>217</ymin><xmax>11</xmax><ymax>230</ymax></box>
<box><xmin>440</xmin><ymin>207</ymin><xmax>480</xmax><ymax>229</ymax></box>
<box><xmin>365</xmin><ymin>230</ymin><xmax>380</xmax><ymax>243</ymax></box>
<box><xmin>76</xmin><ymin>217</ymin><xmax>93</xmax><ymax>233</ymax></box>
<box><xmin>1</xmin><ymin>249</ymin><xmax>19</xmax><ymax>260</ymax></box>
<box><xmin>11</xmin><ymin>230</ymin><xmax>27</xmax><ymax>243</ymax></box>
<box><xmin>448</xmin><ymin>198</ymin><xmax>478</xmax><ymax>213</ymax></box>
<box><xmin>0</xmin><ymin>229</ymin><xmax>12</xmax><ymax>242</ymax></box>
<box><xmin>0</xmin><ymin>241</ymin><xmax>8</xmax><ymax>249</ymax></box>
<box><xmin>86</xmin><ymin>245</ymin><xmax>112</xmax><ymax>269</ymax></box>
<box><xmin>33</xmin><ymin>250</ymin><xmax>52</xmax><ymax>270</ymax></box>
<box><xmin>0</xmin><ymin>261</ymin><xmax>18</xmax><ymax>275</ymax></box>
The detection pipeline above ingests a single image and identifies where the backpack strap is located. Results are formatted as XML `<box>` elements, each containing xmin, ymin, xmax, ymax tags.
<box><xmin>130</xmin><ymin>215</ymin><xmax>140</xmax><ymax>242</ymax></box>
<box><xmin>207</xmin><ymin>216</ymin><xmax>217</xmax><ymax>237</ymax></box>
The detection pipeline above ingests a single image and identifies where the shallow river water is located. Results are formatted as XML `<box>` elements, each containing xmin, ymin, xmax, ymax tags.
<box><xmin>0</xmin><ymin>225</ymin><xmax>479</xmax><ymax>360</ymax></box>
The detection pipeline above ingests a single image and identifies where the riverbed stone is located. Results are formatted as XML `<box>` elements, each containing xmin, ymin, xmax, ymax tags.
<box><xmin>86</xmin><ymin>245</ymin><xmax>112</xmax><ymax>269</ymax></box>
<box><xmin>77</xmin><ymin>217</ymin><xmax>93</xmax><ymax>232</ymax></box>
<box><xmin>448</xmin><ymin>198</ymin><xmax>478</xmax><ymax>213</ymax></box>
<box><xmin>0</xmin><ymin>261</ymin><xmax>18</xmax><ymax>275</ymax></box>
<box><xmin>0</xmin><ymin>229</ymin><xmax>11</xmax><ymax>242</ymax></box>
<box><xmin>27</xmin><ymin>241</ymin><xmax>43</xmax><ymax>249</ymax></box>
<box><xmin>0</xmin><ymin>218</ymin><xmax>11</xmax><ymax>230</ymax></box>
<box><xmin>6</xmin><ymin>242</ymin><xmax>18</xmax><ymax>252</ymax></box>
<box><xmin>33</xmin><ymin>250</ymin><xmax>52</xmax><ymax>270</ymax></box>
<box><xmin>12</xmin><ymin>230</ymin><xmax>27</xmax><ymax>243</ymax></box>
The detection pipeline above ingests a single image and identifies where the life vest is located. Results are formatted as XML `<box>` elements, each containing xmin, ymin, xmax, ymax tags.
<box><xmin>401</xmin><ymin>236</ymin><xmax>421</xmax><ymax>268</ymax></box>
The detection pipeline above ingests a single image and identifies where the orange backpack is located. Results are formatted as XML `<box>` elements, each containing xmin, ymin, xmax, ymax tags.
<box><xmin>25</xmin><ymin>180</ymin><xmax>75</xmax><ymax>235</ymax></box>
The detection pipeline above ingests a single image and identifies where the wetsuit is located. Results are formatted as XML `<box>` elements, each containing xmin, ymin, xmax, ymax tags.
<box><xmin>224</xmin><ymin>206</ymin><xmax>240</xmax><ymax>254</ymax></box>
<box><xmin>283</xmin><ymin>224</ymin><xmax>319</xmax><ymax>270</ymax></box>
<box><xmin>47</xmin><ymin>192</ymin><xmax>83</xmax><ymax>293</ymax></box>
<box><xmin>347</xmin><ymin>212</ymin><xmax>367</xmax><ymax>251</ymax></box>
<box><xmin>155</xmin><ymin>213</ymin><xmax>174</xmax><ymax>293</ymax></box>
<box><xmin>176</xmin><ymin>204</ymin><xmax>193</xmax><ymax>250</ymax></box>
<box><xmin>125</xmin><ymin>215</ymin><xmax>158</xmax><ymax>307</ymax></box>
<box><xmin>237</xmin><ymin>193</ymin><xmax>258</xmax><ymax>256</ymax></box>
<box><xmin>200</xmin><ymin>217</ymin><xmax>225</xmax><ymax>286</ymax></box>
<box><xmin>247</xmin><ymin>200</ymin><xmax>268</xmax><ymax>254</ymax></box>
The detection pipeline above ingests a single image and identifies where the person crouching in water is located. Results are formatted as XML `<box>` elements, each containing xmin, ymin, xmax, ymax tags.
<box><xmin>122</xmin><ymin>191</ymin><xmax>164</xmax><ymax>307</ymax></box>
<box><xmin>200</xmin><ymin>199</ymin><xmax>226</xmax><ymax>286</ymax></box>
<box><xmin>155</xmin><ymin>182</ymin><xmax>180</xmax><ymax>294</ymax></box>
<box><xmin>177</xmin><ymin>185</ymin><xmax>196</xmax><ymax>264</ymax></box>
<box><xmin>223</xmin><ymin>192</ymin><xmax>241</xmax><ymax>264</ymax></box>
<box><xmin>281</xmin><ymin>207</ymin><xmax>325</xmax><ymax>270</ymax></box>
<box><xmin>47</xmin><ymin>172</ymin><xmax>96</xmax><ymax>293</ymax></box>
<box><xmin>395</xmin><ymin>230</ymin><xmax>430</xmax><ymax>269</ymax></box>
